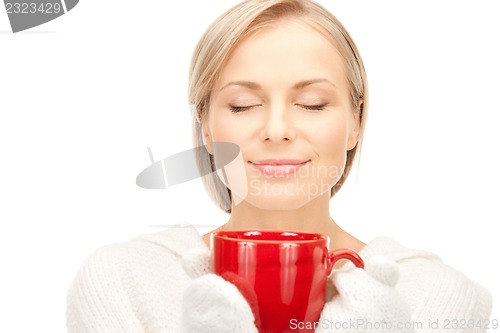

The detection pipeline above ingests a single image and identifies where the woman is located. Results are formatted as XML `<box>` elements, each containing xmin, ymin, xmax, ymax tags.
<box><xmin>66</xmin><ymin>1</ymin><xmax>492</xmax><ymax>332</ymax></box>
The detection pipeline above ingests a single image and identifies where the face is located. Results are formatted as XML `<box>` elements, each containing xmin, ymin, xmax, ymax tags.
<box><xmin>203</xmin><ymin>20</ymin><xmax>360</xmax><ymax>210</ymax></box>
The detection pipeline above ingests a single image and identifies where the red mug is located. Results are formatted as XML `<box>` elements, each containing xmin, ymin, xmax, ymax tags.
<box><xmin>211</xmin><ymin>230</ymin><xmax>364</xmax><ymax>333</ymax></box>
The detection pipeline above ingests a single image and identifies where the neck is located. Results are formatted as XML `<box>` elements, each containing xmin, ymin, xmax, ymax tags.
<box><xmin>222</xmin><ymin>193</ymin><xmax>336</xmax><ymax>237</ymax></box>
<box><xmin>203</xmin><ymin>192</ymin><xmax>365</xmax><ymax>252</ymax></box>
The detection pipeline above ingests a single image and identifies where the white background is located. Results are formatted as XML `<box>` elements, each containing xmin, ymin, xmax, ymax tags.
<box><xmin>1</xmin><ymin>0</ymin><xmax>498</xmax><ymax>331</ymax></box>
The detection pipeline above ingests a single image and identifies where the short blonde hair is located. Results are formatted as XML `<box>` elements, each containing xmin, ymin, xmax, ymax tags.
<box><xmin>189</xmin><ymin>0</ymin><xmax>368</xmax><ymax>213</ymax></box>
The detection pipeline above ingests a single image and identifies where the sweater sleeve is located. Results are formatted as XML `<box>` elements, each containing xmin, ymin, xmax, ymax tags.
<box><xmin>362</xmin><ymin>237</ymin><xmax>493</xmax><ymax>333</ymax></box>
<box><xmin>395</xmin><ymin>252</ymin><xmax>493</xmax><ymax>332</ymax></box>
<box><xmin>66</xmin><ymin>244</ymin><xmax>145</xmax><ymax>333</ymax></box>
<box><xmin>66</xmin><ymin>227</ymin><xmax>201</xmax><ymax>333</ymax></box>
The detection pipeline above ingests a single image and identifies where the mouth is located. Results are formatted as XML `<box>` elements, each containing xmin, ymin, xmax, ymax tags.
<box><xmin>249</xmin><ymin>159</ymin><xmax>310</xmax><ymax>177</ymax></box>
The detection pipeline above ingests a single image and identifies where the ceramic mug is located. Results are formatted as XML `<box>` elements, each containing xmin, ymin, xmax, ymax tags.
<box><xmin>211</xmin><ymin>230</ymin><xmax>364</xmax><ymax>333</ymax></box>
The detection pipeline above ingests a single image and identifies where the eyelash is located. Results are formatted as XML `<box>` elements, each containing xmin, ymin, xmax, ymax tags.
<box><xmin>300</xmin><ymin>104</ymin><xmax>327</xmax><ymax>111</ymax></box>
<box><xmin>230</xmin><ymin>105</ymin><xmax>257</xmax><ymax>113</ymax></box>
<box><xmin>229</xmin><ymin>104</ymin><xmax>327</xmax><ymax>113</ymax></box>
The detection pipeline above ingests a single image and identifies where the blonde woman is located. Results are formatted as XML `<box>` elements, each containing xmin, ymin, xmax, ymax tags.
<box><xmin>66</xmin><ymin>1</ymin><xmax>492</xmax><ymax>332</ymax></box>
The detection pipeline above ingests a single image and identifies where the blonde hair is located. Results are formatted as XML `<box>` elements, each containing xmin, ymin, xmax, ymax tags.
<box><xmin>189</xmin><ymin>0</ymin><xmax>368</xmax><ymax>213</ymax></box>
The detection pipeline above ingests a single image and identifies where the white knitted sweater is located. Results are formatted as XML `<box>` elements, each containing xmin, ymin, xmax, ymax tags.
<box><xmin>66</xmin><ymin>226</ymin><xmax>492</xmax><ymax>332</ymax></box>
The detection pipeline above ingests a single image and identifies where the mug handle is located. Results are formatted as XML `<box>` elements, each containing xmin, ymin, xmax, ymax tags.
<box><xmin>327</xmin><ymin>249</ymin><xmax>364</xmax><ymax>275</ymax></box>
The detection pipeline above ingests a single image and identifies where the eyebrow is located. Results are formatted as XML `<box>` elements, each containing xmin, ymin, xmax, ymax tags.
<box><xmin>218</xmin><ymin>78</ymin><xmax>336</xmax><ymax>92</ymax></box>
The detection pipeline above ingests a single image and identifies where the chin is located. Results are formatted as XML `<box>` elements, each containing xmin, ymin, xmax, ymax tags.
<box><xmin>239</xmin><ymin>193</ymin><xmax>324</xmax><ymax>211</ymax></box>
<box><xmin>229</xmin><ymin>178</ymin><xmax>337</xmax><ymax>210</ymax></box>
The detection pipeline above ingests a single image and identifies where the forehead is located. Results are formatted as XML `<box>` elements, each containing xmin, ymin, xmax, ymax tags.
<box><xmin>217</xmin><ymin>20</ymin><xmax>348</xmax><ymax>91</ymax></box>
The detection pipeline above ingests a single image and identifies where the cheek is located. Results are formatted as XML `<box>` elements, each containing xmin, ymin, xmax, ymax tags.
<box><xmin>211</xmin><ymin>125</ymin><xmax>243</xmax><ymax>145</ymax></box>
<box><xmin>312</xmin><ymin>120</ymin><xmax>349</xmax><ymax>157</ymax></box>
<box><xmin>208</xmin><ymin>115</ymin><xmax>250</xmax><ymax>143</ymax></box>
<box><xmin>311</xmin><ymin>122</ymin><xmax>349</xmax><ymax>186</ymax></box>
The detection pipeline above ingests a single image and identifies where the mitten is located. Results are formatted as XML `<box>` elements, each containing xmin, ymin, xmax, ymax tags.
<box><xmin>315</xmin><ymin>256</ymin><xmax>413</xmax><ymax>333</ymax></box>
<box><xmin>180</xmin><ymin>249</ymin><xmax>258</xmax><ymax>333</ymax></box>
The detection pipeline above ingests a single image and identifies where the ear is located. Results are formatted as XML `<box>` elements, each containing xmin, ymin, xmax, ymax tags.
<box><xmin>201</xmin><ymin>122</ymin><xmax>214</xmax><ymax>155</ymax></box>
<box><xmin>347</xmin><ymin>103</ymin><xmax>362</xmax><ymax>150</ymax></box>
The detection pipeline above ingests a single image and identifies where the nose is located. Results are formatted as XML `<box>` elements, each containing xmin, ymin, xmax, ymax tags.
<box><xmin>259</xmin><ymin>104</ymin><xmax>297</xmax><ymax>143</ymax></box>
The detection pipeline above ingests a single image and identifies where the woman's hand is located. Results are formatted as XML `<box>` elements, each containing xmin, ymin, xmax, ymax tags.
<box><xmin>315</xmin><ymin>256</ymin><xmax>413</xmax><ymax>333</ymax></box>
<box><xmin>180</xmin><ymin>249</ymin><xmax>258</xmax><ymax>333</ymax></box>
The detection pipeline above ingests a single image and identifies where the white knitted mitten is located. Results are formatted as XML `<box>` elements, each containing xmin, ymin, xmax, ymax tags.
<box><xmin>180</xmin><ymin>249</ymin><xmax>258</xmax><ymax>333</ymax></box>
<box><xmin>315</xmin><ymin>256</ymin><xmax>413</xmax><ymax>333</ymax></box>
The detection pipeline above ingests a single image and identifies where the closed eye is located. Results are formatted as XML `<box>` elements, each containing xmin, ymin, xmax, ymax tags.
<box><xmin>229</xmin><ymin>105</ymin><xmax>260</xmax><ymax>113</ymax></box>
<box><xmin>299</xmin><ymin>104</ymin><xmax>327</xmax><ymax>111</ymax></box>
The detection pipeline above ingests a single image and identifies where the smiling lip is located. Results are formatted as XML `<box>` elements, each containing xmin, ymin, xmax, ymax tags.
<box><xmin>250</xmin><ymin>159</ymin><xmax>309</xmax><ymax>177</ymax></box>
